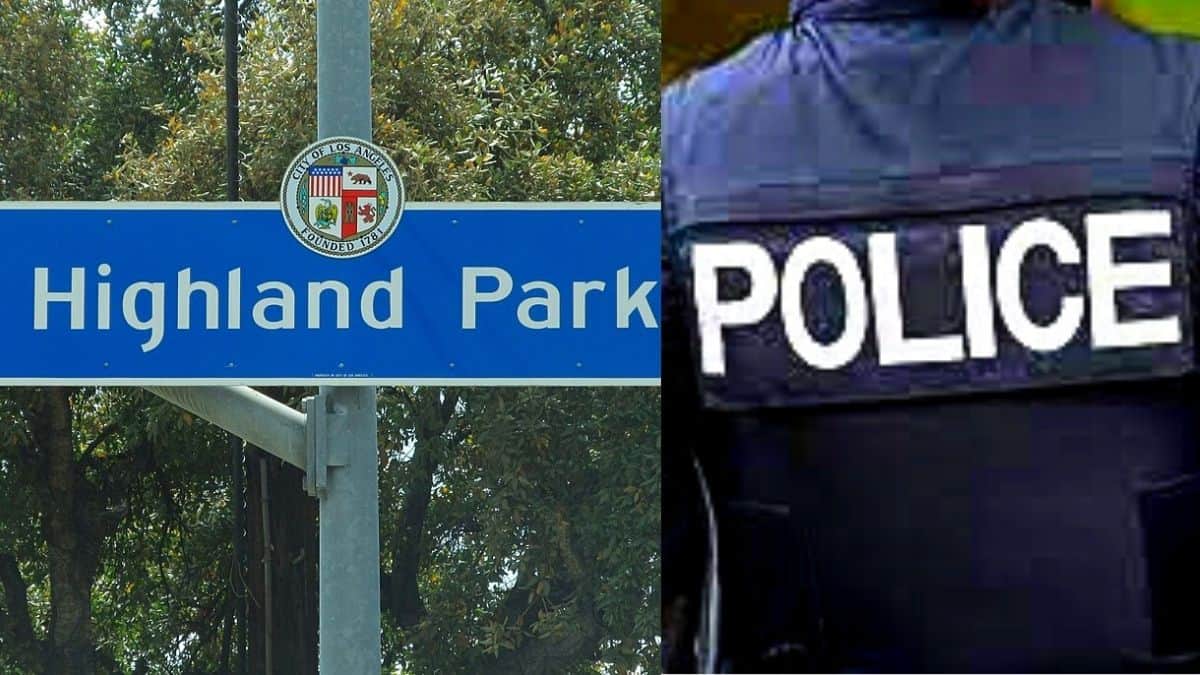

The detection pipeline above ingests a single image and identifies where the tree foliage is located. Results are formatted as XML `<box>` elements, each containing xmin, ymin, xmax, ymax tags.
<box><xmin>378</xmin><ymin>388</ymin><xmax>660</xmax><ymax>673</ymax></box>
<box><xmin>0</xmin><ymin>0</ymin><xmax>99</xmax><ymax>198</ymax></box>
<box><xmin>114</xmin><ymin>0</ymin><xmax>659</xmax><ymax>202</ymax></box>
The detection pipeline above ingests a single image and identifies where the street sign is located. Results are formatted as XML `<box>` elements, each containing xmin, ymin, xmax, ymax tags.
<box><xmin>3</xmin><ymin>202</ymin><xmax>659</xmax><ymax>384</ymax></box>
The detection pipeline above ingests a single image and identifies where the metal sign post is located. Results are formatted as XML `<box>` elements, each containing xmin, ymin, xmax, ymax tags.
<box><xmin>152</xmin><ymin>3</ymin><xmax>383</xmax><ymax>673</ymax></box>
<box><xmin>313</xmin><ymin>1</ymin><xmax>382</xmax><ymax>673</ymax></box>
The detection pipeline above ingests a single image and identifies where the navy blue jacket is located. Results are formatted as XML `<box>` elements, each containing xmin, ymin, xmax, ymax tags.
<box><xmin>663</xmin><ymin>0</ymin><xmax>1200</xmax><ymax>671</ymax></box>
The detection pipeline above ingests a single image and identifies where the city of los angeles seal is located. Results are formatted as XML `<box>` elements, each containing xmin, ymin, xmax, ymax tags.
<box><xmin>280</xmin><ymin>137</ymin><xmax>406</xmax><ymax>258</ymax></box>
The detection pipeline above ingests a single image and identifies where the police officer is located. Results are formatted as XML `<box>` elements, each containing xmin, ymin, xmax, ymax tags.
<box><xmin>663</xmin><ymin>0</ymin><xmax>1200</xmax><ymax>671</ymax></box>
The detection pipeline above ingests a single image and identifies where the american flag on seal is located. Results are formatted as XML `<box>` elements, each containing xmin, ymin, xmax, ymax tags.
<box><xmin>309</xmin><ymin>166</ymin><xmax>343</xmax><ymax>198</ymax></box>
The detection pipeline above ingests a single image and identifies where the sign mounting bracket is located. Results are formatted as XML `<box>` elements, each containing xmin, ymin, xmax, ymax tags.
<box><xmin>302</xmin><ymin>391</ymin><xmax>349</xmax><ymax>497</ymax></box>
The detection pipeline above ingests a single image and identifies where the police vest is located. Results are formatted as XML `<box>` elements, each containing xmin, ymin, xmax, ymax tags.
<box><xmin>663</xmin><ymin>0</ymin><xmax>1200</xmax><ymax>670</ymax></box>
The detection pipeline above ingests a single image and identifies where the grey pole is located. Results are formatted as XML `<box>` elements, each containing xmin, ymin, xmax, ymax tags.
<box><xmin>315</xmin><ymin>2</ymin><xmax>382</xmax><ymax>674</ymax></box>
<box><xmin>144</xmin><ymin>386</ymin><xmax>306</xmax><ymax>470</ymax></box>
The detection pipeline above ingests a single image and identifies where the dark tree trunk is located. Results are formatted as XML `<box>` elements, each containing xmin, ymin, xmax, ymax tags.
<box><xmin>230</xmin><ymin>433</ymin><xmax>248</xmax><ymax>675</ymax></box>
<box><xmin>384</xmin><ymin>390</ymin><xmax>459</xmax><ymax>629</ymax></box>
<box><xmin>389</xmin><ymin>435</ymin><xmax>433</xmax><ymax>628</ymax></box>
<box><xmin>245</xmin><ymin>447</ymin><xmax>318</xmax><ymax>675</ymax></box>
<box><xmin>0</xmin><ymin>552</ymin><xmax>43</xmax><ymax>672</ymax></box>
<box><xmin>30</xmin><ymin>388</ymin><xmax>99</xmax><ymax>675</ymax></box>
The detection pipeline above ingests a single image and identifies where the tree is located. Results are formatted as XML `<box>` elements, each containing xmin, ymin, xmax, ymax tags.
<box><xmin>0</xmin><ymin>387</ymin><xmax>236</xmax><ymax>674</ymax></box>
<box><xmin>71</xmin><ymin>0</ymin><xmax>252</xmax><ymax>192</ymax></box>
<box><xmin>0</xmin><ymin>0</ymin><xmax>98</xmax><ymax>199</ymax></box>
<box><xmin>0</xmin><ymin>3</ymin><xmax>246</xmax><ymax>673</ymax></box>
<box><xmin>112</xmin><ymin>0</ymin><xmax>658</xmax><ymax>203</ymax></box>
<box><xmin>377</xmin><ymin>388</ymin><xmax>660</xmax><ymax>674</ymax></box>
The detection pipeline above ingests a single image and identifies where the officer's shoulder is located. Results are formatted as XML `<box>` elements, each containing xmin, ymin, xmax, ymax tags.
<box><xmin>664</xmin><ymin>28</ymin><xmax>794</xmax><ymax>134</ymax></box>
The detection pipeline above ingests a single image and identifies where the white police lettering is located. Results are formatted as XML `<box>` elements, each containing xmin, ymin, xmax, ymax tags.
<box><xmin>693</xmin><ymin>210</ymin><xmax>1181</xmax><ymax>377</ymax></box>
<box><xmin>995</xmin><ymin>218</ymin><xmax>1085</xmax><ymax>353</ymax></box>
<box><xmin>780</xmin><ymin>237</ymin><xmax>868</xmax><ymax>370</ymax></box>
<box><xmin>870</xmin><ymin>233</ymin><xmax>964</xmax><ymax>365</ymax></box>
<box><xmin>1087</xmin><ymin>211</ymin><xmax>1180</xmax><ymax>348</ymax></box>
<box><xmin>692</xmin><ymin>243</ymin><xmax>776</xmax><ymax>375</ymax></box>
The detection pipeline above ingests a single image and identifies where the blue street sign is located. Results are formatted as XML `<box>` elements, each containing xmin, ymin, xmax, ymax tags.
<box><xmin>2</xmin><ymin>203</ymin><xmax>659</xmax><ymax>384</ymax></box>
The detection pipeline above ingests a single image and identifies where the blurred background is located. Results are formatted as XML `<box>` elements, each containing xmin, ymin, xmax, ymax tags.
<box><xmin>662</xmin><ymin>0</ymin><xmax>785</xmax><ymax>86</ymax></box>
<box><xmin>662</xmin><ymin>0</ymin><xmax>1200</xmax><ymax>88</ymax></box>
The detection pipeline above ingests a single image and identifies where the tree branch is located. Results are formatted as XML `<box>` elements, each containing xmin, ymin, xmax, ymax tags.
<box><xmin>486</xmin><ymin>594</ymin><xmax>604</xmax><ymax>675</ymax></box>
<box><xmin>384</xmin><ymin>390</ymin><xmax>458</xmax><ymax>629</ymax></box>
<box><xmin>78</xmin><ymin>421</ymin><xmax>119</xmax><ymax>462</ymax></box>
<box><xmin>0</xmin><ymin>551</ymin><xmax>39</xmax><ymax>668</ymax></box>
<box><xmin>486</xmin><ymin>508</ymin><xmax>606</xmax><ymax>675</ymax></box>
<box><xmin>524</xmin><ymin>0</ymin><xmax>557</xmax><ymax>36</ymax></box>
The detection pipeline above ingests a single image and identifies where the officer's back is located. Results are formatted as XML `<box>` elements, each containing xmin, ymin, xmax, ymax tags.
<box><xmin>663</xmin><ymin>0</ymin><xmax>1200</xmax><ymax>671</ymax></box>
